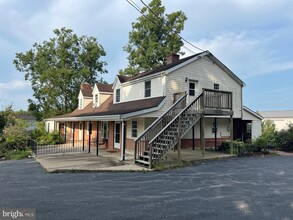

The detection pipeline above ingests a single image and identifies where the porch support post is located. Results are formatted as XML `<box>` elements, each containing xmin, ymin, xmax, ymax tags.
<box><xmin>192</xmin><ymin>125</ymin><xmax>195</xmax><ymax>150</ymax></box>
<box><xmin>214</xmin><ymin>117</ymin><xmax>217</xmax><ymax>150</ymax></box>
<box><xmin>230</xmin><ymin>115</ymin><xmax>234</xmax><ymax>154</ymax></box>
<box><xmin>82</xmin><ymin>121</ymin><xmax>85</xmax><ymax>151</ymax></box>
<box><xmin>200</xmin><ymin>115</ymin><xmax>205</xmax><ymax>157</ymax></box>
<box><xmin>121</xmin><ymin>121</ymin><xmax>126</xmax><ymax>161</ymax></box>
<box><xmin>88</xmin><ymin>121</ymin><xmax>91</xmax><ymax>154</ymax></box>
<box><xmin>72</xmin><ymin>122</ymin><xmax>75</xmax><ymax>147</ymax></box>
<box><xmin>177</xmin><ymin>117</ymin><xmax>181</xmax><ymax>161</ymax></box>
<box><xmin>96</xmin><ymin>121</ymin><xmax>99</xmax><ymax>156</ymax></box>
<box><xmin>64</xmin><ymin>122</ymin><xmax>67</xmax><ymax>143</ymax></box>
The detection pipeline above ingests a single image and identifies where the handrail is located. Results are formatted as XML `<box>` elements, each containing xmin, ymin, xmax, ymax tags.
<box><xmin>134</xmin><ymin>92</ymin><xmax>187</xmax><ymax>160</ymax></box>
<box><xmin>148</xmin><ymin>92</ymin><xmax>203</xmax><ymax>145</ymax></box>
<box><xmin>134</xmin><ymin>93</ymin><xmax>187</xmax><ymax>142</ymax></box>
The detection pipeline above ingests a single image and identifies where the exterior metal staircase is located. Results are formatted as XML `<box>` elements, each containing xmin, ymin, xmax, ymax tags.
<box><xmin>134</xmin><ymin>89</ymin><xmax>232</xmax><ymax>168</ymax></box>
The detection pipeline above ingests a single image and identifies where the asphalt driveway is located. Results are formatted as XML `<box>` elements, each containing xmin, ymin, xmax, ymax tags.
<box><xmin>0</xmin><ymin>156</ymin><xmax>293</xmax><ymax>220</ymax></box>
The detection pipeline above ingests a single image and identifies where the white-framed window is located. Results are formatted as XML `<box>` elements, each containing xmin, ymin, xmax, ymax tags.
<box><xmin>95</xmin><ymin>94</ymin><xmax>98</xmax><ymax>106</ymax></box>
<box><xmin>132</xmin><ymin>121</ymin><xmax>138</xmax><ymax>138</ymax></box>
<box><xmin>189</xmin><ymin>80</ymin><xmax>198</xmax><ymax>96</ymax></box>
<box><xmin>214</xmin><ymin>83</ymin><xmax>219</xmax><ymax>90</ymax></box>
<box><xmin>100</xmin><ymin>122</ymin><xmax>109</xmax><ymax>139</ymax></box>
<box><xmin>145</xmin><ymin>81</ymin><xmax>151</xmax><ymax>97</ymax></box>
<box><xmin>116</xmin><ymin>89</ymin><xmax>120</xmax><ymax>102</ymax></box>
<box><xmin>79</xmin><ymin>98</ymin><xmax>83</xmax><ymax>109</ymax></box>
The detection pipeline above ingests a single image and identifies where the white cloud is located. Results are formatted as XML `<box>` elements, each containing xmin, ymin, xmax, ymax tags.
<box><xmin>0</xmin><ymin>80</ymin><xmax>30</xmax><ymax>91</ymax></box>
<box><xmin>182</xmin><ymin>28</ymin><xmax>293</xmax><ymax>79</ymax></box>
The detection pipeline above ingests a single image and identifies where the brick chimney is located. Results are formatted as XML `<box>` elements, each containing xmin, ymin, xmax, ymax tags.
<box><xmin>166</xmin><ymin>54</ymin><xmax>180</xmax><ymax>65</ymax></box>
<box><xmin>80</xmin><ymin>83</ymin><xmax>92</xmax><ymax>91</ymax></box>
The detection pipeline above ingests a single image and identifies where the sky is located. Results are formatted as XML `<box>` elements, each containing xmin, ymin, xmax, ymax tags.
<box><xmin>0</xmin><ymin>0</ymin><xmax>293</xmax><ymax>112</ymax></box>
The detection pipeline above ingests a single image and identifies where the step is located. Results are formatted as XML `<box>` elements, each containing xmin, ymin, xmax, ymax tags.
<box><xmin>139</xmin><ymin>154</ymin><xmax>150</xmax><ymax>161</ymax></box>
<box><xmin>135</xmin><ymin>159</ymin><xmax>150</xmax><ymax>166</ymax></box>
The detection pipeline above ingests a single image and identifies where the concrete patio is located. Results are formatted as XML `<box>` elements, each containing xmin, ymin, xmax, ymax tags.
<box><xmin>35</xmin><ymin>148</ymin><xmax>234</xmax><ymax>172</ymax></box>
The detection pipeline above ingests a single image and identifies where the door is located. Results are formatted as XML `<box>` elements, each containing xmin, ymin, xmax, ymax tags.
<box><xmin>114</xmin><ymin>122</ymin><xmax>120</xmax><ymax>149</ymax></box>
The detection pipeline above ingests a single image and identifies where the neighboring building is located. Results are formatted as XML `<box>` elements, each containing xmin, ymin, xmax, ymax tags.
<box><xmin>259</xmin><ymin>110</ymin><xmax>293</xmax><ymax>131</ymax></box>
<box><xmin>16</xmin><ymin>114</ymin><xmax>37</xmax><ymax>131</ymax></box>
<box><xmin>45</xmin><ymin>51</ymin><xmax>262</xmax><ymax>167</ymax></box>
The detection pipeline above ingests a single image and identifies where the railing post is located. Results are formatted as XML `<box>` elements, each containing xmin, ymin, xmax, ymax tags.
<box><xmin>177</xmin><ymin>116</ymin><xmax>181</xmax><ymax>161</ymax></box>
<box><xmin>201</xmin><ymin>89</ymin><xmax>205</xmax><ymax>110</ymax></box>
<box><xmin>149</xmin><ymin>144</ymin><xmax>152</xmax><ymax>169</ymax></box>
<box><xmin>200</xmin><ymin>116</ymin><xmax>205</xmax><ymax>157</ymax></box>
<box><xmin>230</xmin><ymin>115</ymin><xmax>234</xmax><ymax>154</ymax></box>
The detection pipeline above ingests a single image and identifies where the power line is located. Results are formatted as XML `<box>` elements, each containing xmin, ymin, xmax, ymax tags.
<box><xmin>139</xmin><ymin>0</ymin><xmax>205</xmax><ymax>53</ymax></box>
<box><xmin>126</xmin><ymin>0</ymin><xmax>198</xmax><ymax>55</ymax></box>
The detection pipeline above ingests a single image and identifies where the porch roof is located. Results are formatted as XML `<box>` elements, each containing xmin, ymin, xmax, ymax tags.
<box><xmin>49</xmin><ymin>95</ymin><xmax>165</xmax><ymax>121</ymax></box>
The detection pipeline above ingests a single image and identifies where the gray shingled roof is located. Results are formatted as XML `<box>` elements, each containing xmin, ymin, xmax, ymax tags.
<box><xmin>259</xmin><ymin>110</ymin><xmax>293</xmax><ymax>118</ymax></box>
<box><xmin>96</xmin><ymin>83</ymin><xmax>113</xmax><ymax>93</ymax></box>
<box><xmin>53</xmin><ymin>95</ymin><xmax>165</xmax><ymax>119</ymax></box>
<box><xmin>117</xmin><ymin>51</ymin><xmax>245</xmax><ymax>86</ymax></box>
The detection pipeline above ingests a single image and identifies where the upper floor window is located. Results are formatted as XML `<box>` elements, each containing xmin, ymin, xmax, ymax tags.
<box><xmin>116</xmin><ymin>89</ymin><xmax>120</xmax><ymax>102</ymax></box>
<box><xmin>145</xmin><ymin>81</ymin><xmax>151</xmax><ymax>97</ymax></box>
<box><xmin>189</xmin><ymin>80</ymin><xmax>198</xmax><ymax>96</ymax></box>
<box><xmin>79</xmin><ymin>98</ymin><xmax>83</xmax><ymax>109</ymax></box>
<box><xmin>214</xmin><ymin>83</ymin><xmax>219</xmax><ymax>90</ymax></box>
<box><xmin>95</xmin><ymin>94</ymin><xmax>98</xmax><ymax>106</ymax></box>
<box><xmin>132</xmin><ymin>121</ymin><xmax>138</xmax><ymax>138</ymax></box>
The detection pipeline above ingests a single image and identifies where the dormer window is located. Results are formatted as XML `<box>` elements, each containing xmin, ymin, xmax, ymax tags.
<box><xmin>116</xmin><ymin>89</ymin><xmax>120</xmax><ymax>103</ymax></box>
<box><xmin>79</xmin><ymin>98</ymin><xmax>83</xmax><ymax>109</ymax></box>
<box><xmin>95</xmin><ymin>94</ymin><xmax>98</xmax><ymax>106</ymax></box>
<box><xmin>145</xmin><ymin>81</ymin><xmax>151</xmax><ymax>97</ymax></box>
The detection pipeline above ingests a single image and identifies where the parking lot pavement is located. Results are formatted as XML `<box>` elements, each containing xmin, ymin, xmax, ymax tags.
<box><xmin>0</xmin><ymin>156</ymin><xmax>293</xmax><ymax>220</ymax></box>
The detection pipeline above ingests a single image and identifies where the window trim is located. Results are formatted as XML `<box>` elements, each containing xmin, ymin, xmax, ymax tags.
<box><xmin>79</xmin><ymin>98</ymin><xmax>83</xmax><ymax>109</ymax></box>
<box><xmin>214</xmin><ymin>83</ymin><xmax>220</xmax><ymax>90</ymax></box>
<box><xmin>145</xmin><ymin>81</ymin><xmax>151</xmax><ymax>98</ymax></box>
<box><xmin>100</xmin><ymin>122</ymin><xmax>109</xmax><ymax>139</ymax></box>
<box><xmin>95</xmin><ymin>94</ymin><xmax>99</xmax><ymax>106</ymax></box>
<box><xmin>188</xmin><ymin>80</ymin><xmax>198</xmax><ymax>96</ymax></box>
<box><xmin>116</xmin><ymin>89</ymin><xmax>120</xmax><ymax>103</ymax></box>
<box><xmin>131</xmin><ymin>121</ymin><xmax>138</xmax><ymax>138</ymax></box>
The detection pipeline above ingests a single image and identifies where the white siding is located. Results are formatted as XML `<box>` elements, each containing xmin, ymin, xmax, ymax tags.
<box><xmin>145</xmin><ymin>57</ymin><xmax>243</xmax><ymax>118</ymax></box>
<box><xmin>126</xmin><ymin>118</ymin><xmax>145</xmax><ymax>139</ymax></box>
<box><xmin>45</xmin><ymin>120</ymin><xmax>56</xmax><ymax>132</ymax></box>
<box><xmin>183</xmin><ymin>118</ymin><xmax>230</xmax><ymax>139</ymax></box>
<box><xmin>114</xmin><ymin>76</ymin><xmax>164</xmax><ymax>103</ymax></box>
<box><xmin>243</xmin><ymin>109</ymin><xmax>262</xmax><ymax>139</ymax></box>
<box><xmin>262</xmin><ymin>118</ymin><xmax>293</xmax><ymax>131</ymax></box>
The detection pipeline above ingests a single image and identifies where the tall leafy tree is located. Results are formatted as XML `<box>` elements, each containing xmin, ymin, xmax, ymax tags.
<box><xmin>120</xmin><ymin>0</ymin><xmax>187</xmax><ymax>76</ymax></box>
<box><xmin>14</xmin><ymin>27</ymin><xmax>107</xmax><ymax>119</ymax></box>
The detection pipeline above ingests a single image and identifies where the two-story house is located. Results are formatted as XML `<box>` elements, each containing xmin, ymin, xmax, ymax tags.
<box><xmin>45</xmin><ymin>51</ymin><xmax>262</xmax><ymax>167</ymax></box>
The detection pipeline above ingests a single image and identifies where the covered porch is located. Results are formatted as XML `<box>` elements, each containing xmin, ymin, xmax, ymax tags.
<box><xmin>35</xmin><ymin>147</ymin><xmax>233</xmax><ymax>172</ymax></box>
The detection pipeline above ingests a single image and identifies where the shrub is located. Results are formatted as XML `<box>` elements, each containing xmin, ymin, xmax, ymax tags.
<box><xmin>4</xmin><ymin>147</ymin><xmax>32</xmax><ymax>160</ymax></box>
<box><xmin>32</xmin><ymin>121</ymin><xmax>64</xmax><ymax>145</ymax></box>
<box><xmin>2</xmin><ymin>119</ymin><xmax>29</xmax><ymax>151</ymax></box>
<box><xmin>275</xmin><ymin>123</ymin><xmax>293</xmax><ymax>152</ymax></box>
<box><xmin>217</xmin><ymin>139</ymin><xmax>248</xmax><ymax>156</ymax></box>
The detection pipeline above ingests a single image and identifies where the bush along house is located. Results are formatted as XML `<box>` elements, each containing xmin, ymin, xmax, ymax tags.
<box><xmin>44</xmin><ymin>51</ymin><xmax>262</xmax><ymax>168</ymax></box>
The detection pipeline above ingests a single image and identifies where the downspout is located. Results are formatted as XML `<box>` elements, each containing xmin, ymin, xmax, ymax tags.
<box><xmin>120</xmin><ymin>115</ymin><xmax>126</xmax><ymax>161</ymax></box>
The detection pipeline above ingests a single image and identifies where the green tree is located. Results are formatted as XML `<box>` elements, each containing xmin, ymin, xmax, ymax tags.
<box><xmin>0</xmin><ymin>105</ymin><xmax>16</xmax><ymax>135</ymax></box>
<box><xmin>14</xmin><ymin>27</ymin><xmax>107</xmax><ymax>119</ymax></box>
<box><xmin>120</xmin><ymin>0</ymin><xmax>187</xmax><ymax>76</ymax></box>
